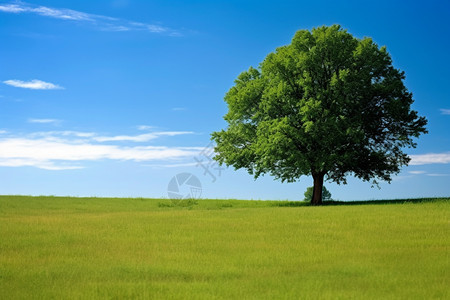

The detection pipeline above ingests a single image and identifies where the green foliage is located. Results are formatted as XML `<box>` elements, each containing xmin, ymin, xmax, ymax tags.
<box><xmin>304</xmin><ymin>186</ymin><xmax>332</xmax><ymax>202</ymax></box>
<box><xmin>212</xmin><ymin>25</ymin><xmax>427</xmax><ymax>203</ymax></box>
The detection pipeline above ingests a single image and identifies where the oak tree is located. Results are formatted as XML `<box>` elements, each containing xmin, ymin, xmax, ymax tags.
<box><xmin>211</xmin><ymin>25</ymin><xmax>427</xmax><ymax>205</ymax></box>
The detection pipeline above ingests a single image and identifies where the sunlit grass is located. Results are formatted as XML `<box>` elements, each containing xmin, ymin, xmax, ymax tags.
<box><xmin>0</xmin><ymin>196</ymin><xmax>448</xmax><ymax>299</ymax></box>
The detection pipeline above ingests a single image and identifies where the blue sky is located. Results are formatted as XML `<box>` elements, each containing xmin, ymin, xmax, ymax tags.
<box><xmin>0</xmin><ymin>0</ymin><xmax>449</xmax><ymax>200</ymax></box>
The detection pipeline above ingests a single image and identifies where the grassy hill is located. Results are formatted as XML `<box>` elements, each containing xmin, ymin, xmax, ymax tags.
<box><xmin>1</xmin><ymin>196</ymin><xmax>449</xmax><ymax>299</ymax></box>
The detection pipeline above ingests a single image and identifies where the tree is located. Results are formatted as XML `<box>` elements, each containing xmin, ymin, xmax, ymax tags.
<box><xmin>304</xmin><ymin>186</ymin><xmax>331</xmax><ymax>202</ymax></box>
<box><xmin>211</xmin><ymin>25</ymin><xmax>427</xmax><ymax>205</ymax></box>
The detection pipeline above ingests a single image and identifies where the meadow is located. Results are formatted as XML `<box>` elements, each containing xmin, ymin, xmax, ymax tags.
<box><xmin>0</xmin><ymin>196</ymin><xmax>448</xmax><ymax>299</ymax></box>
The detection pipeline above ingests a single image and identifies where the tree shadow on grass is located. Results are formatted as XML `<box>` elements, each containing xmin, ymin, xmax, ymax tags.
<box><xmin>274</xmin><ymin>197</ymin><xmax>449</xmax><ymax>207</ymax></box>
<box><xmin>322</xmin><ymin>197</ymin><xmax>449</xmax><ymax>206</ymax></box>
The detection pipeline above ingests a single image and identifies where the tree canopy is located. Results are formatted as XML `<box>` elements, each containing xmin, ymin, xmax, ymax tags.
<box><xmin>211</xmin><ymin>25</ymin><xmax>427</xmax><ymax>205</ymax></box>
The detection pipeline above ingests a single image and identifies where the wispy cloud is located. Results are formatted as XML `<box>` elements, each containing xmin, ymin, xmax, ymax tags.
<box><xmin>137</xmin><ymin>125</ymin><xmax>155</xmax><ymax>131</ymax></box>
<box><xmin>30</xmin><ymin>131</ymin><xmax>96</xmax><ymax>139</ymax></box>
<box><xmin>0</xmin><ymin>2</ymin><xmax>105</xmax><ymax>21</ymax></box>
<box><xmin>3</xmin><ymin>79</ymin><xmax>63</xmax><ymax>90</ymax></box>
<box><xmin>0</xmin><ymin>157</ymin><xmax>84</xmax><ymax>170</ymax></box>
<box><xmin>426</xmin><ymin>173</ymin><xmax>449</xmax><ymax>177</ymax></box>
<box><xmin>28</xmin><ymin>118</ymin><xmax>61</xmax><ymax>124</ymax></box>
<box><xmin>0</xmin><ymin>2</ymin><xmax>181</xmax><ymax>35</ymax></box>
<box><xmin>145</xmin><ymin>162</ymin><xmax>198</xmax><ymax>168</ymax></box>
<box><xmin>409</xmin><ymin>153</ymin><xmax>450</xmax><ymax>165</ymax></box>
<box><xmin>408</xmin><ymin>170</ymin><xmax>449</xmax><ymax>177</ymax></box>
<box><xmin>93</xmin><ymin>131</ymin><xmax>194</xmax><ymax>142</ymax></box>
<box><xmin>408</xmin><ymin>170</ymin><xmax>426</xmax><ymax>175</ymax></box>
<box><xmin>172</xmin><ymin>107</ymin><xmax>187</xmax><ymax>111</ymax></box>
<box><xmin>0</xmin><ymin>129</ymin><xmax>201</xmax><ymax>170</ymax></box>
<box><xmin>440</xmin><ymin>109</ymin><xmax>450</xmax><ymax>115</ymax></box>
<box><xmin>0</xmin><ymin>3</ymin><xmax>25</xmax><ymax>13</ymax></box>
<box><xmin>25</xmin><ymin>130</ymin><xmax>194</xmax><ymax>143</ymax></box>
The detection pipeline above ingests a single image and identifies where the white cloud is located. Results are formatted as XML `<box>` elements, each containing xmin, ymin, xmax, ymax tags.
<box><xmin>29</xmin><ymin>131</ymin><xmax>96</xmax><ymax>139</ymax></box>
<box><xmin>103</xmin><ymin>25</ymin><xmax>130</xmax><ymax>32</ymax></box>
<box><xmin>145</xmin><ymin>162</ymin><xmax>198</xmax><ymax>168</ymax></box>
<box><xmin>0</xmin><ymin>130</ymin><xmax>201</xmax><ymax>170</ymax></box>
<box><xmin>93</xmin><ymin>131</ymin><xmax>194</xmax><ymax>142</ymax></box>
<box><xmin>426</xmin><ymin>173</ymin><xmax>449</xmax><ymax>177</ymax></box>
<box><xmin>28</xmin><ymin>130</ymin><xmax>193</xmax><ymax>142</ymax></box>
<box><xmin>0</xmin><ymin>2</ymin><xmax>101</xmax><ymax>21</ymax></box>
<box><xmin>128</xmin><ymin>22</ymin><xmax>168</xmax><ymax>33</ymax></box>
<box><xmin>0</xmin><ymin>157</ymin><xmax>83</xmax><ymax>170</ymax></box>
<box><xmin>4</xmin><ymin>79</ymin><xmax>63</xmax><ymax>90</ymax></box>
<box><xmin>147</xmin><ymin>25</ymin><xmax>167</xmax><ymax>33</ymax></box>
<box><xmin>0</xmin><ymin>137</ymin><xmax>201</xmax><ymax>170</ymax></box>
<box><xmin>32</xmin><ymin>6</ymin><xmax>92</xmax><ymax>21</ymax></box>
<box><xmin>137</xmin><ymin>125</ymin><xmax>155</xmax><ymax>131</ymax></box>
<box><xmin>409</xmin><ymin>153</ymin><xmax>450</xmax><ymax>165</ymax></box>
<box><xmin>0</xmin><ymin>2</ymin><xmax>179</xmax><ymax>35</ymax></box>
<box><xmin>407</xmin><ymin>170</ymin><xmax>449</xmax><ymax>177</ymax></box>
<box><xmin>440</xmin><ymin>109</ymin><xmax>450</xmax><ymax>115</ymax></box>
<box><xmin>392</xmin><ymin>175</ymin><xmax>413</xmax><ymax>181</ymax></box>
<box><xmin>28</xmin><ymin>118</ymin><xmax>61</xmax><ymax>124</ymax></box>
<box><xmin>409</xmin><ymin>170</ymin><xmax>426</xmax><ymax>175</ymax></box>
<box><xmin>172</xmin><ymin>107</ymin><xmax>187</xmax><ymax>111</ymax></box>
<box><xmin>0</xmin><ymin>138</ymin><xmax>199</xmax><ymax>161</ymax></box>
<box><xmin>0</xmin><ymin>4</ymin><xmax>26</xmax><ymax>13</ymax></box>
<box><xmin>0</xmin><ymin>130</ymin><xmax>7</xmax><ymax>134</ymax></box>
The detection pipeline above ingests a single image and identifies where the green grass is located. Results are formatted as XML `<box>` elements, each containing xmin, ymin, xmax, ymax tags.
<box><xmin>0</xmin><ymin>196</ymin><xmax>449</xmax><ymax>299</ymax></box>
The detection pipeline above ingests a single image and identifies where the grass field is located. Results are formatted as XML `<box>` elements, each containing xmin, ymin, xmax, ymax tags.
<box><xmin>0</xmin><ymin>196</ymin><xmax>449</xmax><ymax>299</ymax></box>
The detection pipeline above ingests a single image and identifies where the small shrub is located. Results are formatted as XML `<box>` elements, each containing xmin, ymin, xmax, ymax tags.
<box><xmin>158</xmin><ymin>201</ymin><xmax>175</xmax><ymax>208</ymax></box>
<box><xmin>304</xmin><ymin>186</ymin><xmax>332</xmax><ymax>202</ymax></box>
<box><xmin>158</xmin><ymin>198</ymin><xmax>198</xmax><ymax>208</ymax></box>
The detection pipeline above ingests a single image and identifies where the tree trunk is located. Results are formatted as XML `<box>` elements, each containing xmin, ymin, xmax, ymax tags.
<box><xmin>311</xmin><ymin>172</ymin><xmax>324</xmax><ymax>206</ymax></box>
